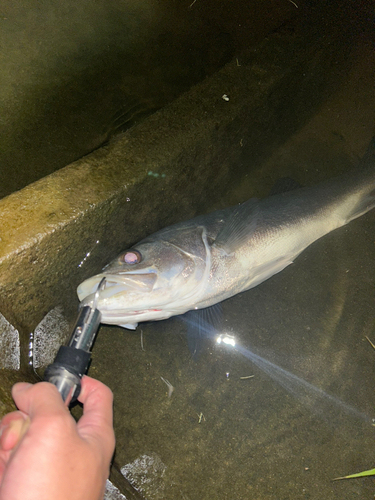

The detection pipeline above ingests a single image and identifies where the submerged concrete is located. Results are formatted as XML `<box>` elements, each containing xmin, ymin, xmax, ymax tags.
<box><xmin>0</xmin><ymin>0</ymin><xmax>301</xmax><ymax>200</ymax></box>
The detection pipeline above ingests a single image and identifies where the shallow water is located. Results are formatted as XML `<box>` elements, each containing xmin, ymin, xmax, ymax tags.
<box><xmin>92</xmin><ymin>178</ymin><xmax>374</xmax><ymax>494</ymax></box>
<box><xmin>90</xmin><ymin>200</ymin><xmax>375</xmax><ymax>500</ymax></box>
<box><xmin>85</xmin><ymin>35</ymin><xmax>375</xmax><ymax>498</ymax></box>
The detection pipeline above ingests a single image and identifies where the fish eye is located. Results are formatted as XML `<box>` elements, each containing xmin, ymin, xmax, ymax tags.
<box><xmin>122</xmin><ymin>249</ymin><xmax>142</xmax><ymax>265</ymax></box>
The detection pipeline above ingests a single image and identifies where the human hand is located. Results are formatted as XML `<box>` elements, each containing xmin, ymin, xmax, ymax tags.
<box><xmin>0</xmin><ymin>376</ymin><xmax>115</xmax><ymax>500</ymax></box>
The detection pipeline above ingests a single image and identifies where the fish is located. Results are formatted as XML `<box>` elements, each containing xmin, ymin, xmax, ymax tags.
<box><xmin>77</xmin><ymin>154</ymin><xmax>375</xmax><ymax>331</ymax></box>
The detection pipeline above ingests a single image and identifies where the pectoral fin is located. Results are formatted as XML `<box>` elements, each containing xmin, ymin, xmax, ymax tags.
<box><xmin>119</xmin><ymin>323</ymin><xmax>138</xmax><ymax>330</ymax></box>
<box><xmin>345</xmin><ymin>188</ymin><xmax>375</xmax><ymax>223</ymax></box>
<box><xmin>178</xmin><ymin>303</ymin><xmax>223</xmax><ymax>359</ymax></box>
<box><xmin>213</xmin><ymin>198</ymin><xmax>260</xmax><ymax>255</ymax></box>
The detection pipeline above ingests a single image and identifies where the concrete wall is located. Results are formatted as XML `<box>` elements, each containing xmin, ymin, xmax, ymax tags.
<box><xmin>0</xmin><ymin>0</ymin><xmax>301</xmax><ymax>199</ymax></box>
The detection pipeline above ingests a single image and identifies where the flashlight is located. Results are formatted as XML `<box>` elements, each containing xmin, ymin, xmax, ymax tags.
<box><xmin>44</xmin><ymin>278</ymin><xmax>106</xmax><ymax>405</ymax></box>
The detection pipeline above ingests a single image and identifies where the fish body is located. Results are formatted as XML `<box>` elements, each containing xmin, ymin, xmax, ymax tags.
<box><xmin>77</xmin><ymin>164</ymin><xmax>375</xmax><ymax>330</ymax></box>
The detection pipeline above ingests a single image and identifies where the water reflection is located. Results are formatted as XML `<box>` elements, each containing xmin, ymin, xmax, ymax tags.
<box><xmin>234</xmin><ymin>342</ymin><xmax>371</xmax><ymax>424</ymax></box>
<box><xmin>78</xmin><ymin>239</ymin><xmax>100</xmax><ymax>268</ymax></box>
<box><xmin>207</xmin><ymin>322</ymin><xmax>372</xmax><ymax>425</ymax></box>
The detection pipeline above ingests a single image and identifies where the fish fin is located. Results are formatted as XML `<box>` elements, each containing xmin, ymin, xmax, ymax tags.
<box><xmin>345</xmin><ymin>138</ymin><xmax>375</xmax><ymax>222</ymax></box>
<box><xmin>213</xmin><ymin>198</ymin><xmax>260</xmax><ymax>254</ymax></box>
<box><xmin>119</xmin><ymin>323</ymin><xmax>138</xmax><ymax>330</ymax></box>
<box><xmin>345</xmin><ymin>189</ymin><xmax>375</xmax><ymax>223</ymax></box>
<box><xmin>178</xmin><ymin>304</ymin><xmax>223</xmax><ymax>359</ymax></box>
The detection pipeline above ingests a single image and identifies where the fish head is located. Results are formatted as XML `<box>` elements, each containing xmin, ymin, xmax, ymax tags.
<box><xmin>77</xmin><ymin>230</ymin><xmax>209</xmax><ymax>328</ymax></box>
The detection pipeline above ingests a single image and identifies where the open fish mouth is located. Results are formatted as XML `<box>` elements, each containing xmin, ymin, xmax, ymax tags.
<box><xmin>77</xmin><ymin>272</ymin><xmax>157</xmax><ymax>302</ymax></box>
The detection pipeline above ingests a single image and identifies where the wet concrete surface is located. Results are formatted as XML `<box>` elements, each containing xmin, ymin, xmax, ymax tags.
<box><xmin>0</xmin><ymin>1</ymin><xmax>374</xmax><ymax>499</ymax></box>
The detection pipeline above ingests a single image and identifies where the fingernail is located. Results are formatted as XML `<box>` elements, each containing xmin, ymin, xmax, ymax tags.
<box><xmin>14</xmin><ymin>382</ymin><xmax>32</xmax><ymax>390</ymax></box>
<box><xmin>1</xmin><ymin>416</ymin><xmax>30</xmax><ymax>451</ymax></box>
<box><xmin>0</xmin><ymin>423</ymin><xmax>8</xmax><ymax>439</ymax></box>
<box><xmin>12</xmin><ymin>382</ymin><xmax>32</xmax><ymax>395</ymax></box>
<box><xmin>9</xmin><ymin>416</ymin><xmax>30</xmax><ymax>438</ymax></box>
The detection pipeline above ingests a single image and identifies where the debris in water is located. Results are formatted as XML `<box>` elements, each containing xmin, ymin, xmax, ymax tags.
<box><xmin>160</xmin><ymin>376</ymin><xmax>174</xmax><ymax>398</ymax></box>
<box><xmin>197</xmin><ymin>412</ymin><xmax>206</xmax><ymax>423</ymax></box>
<box><xmin>365</xmin><ymin>336</ymin><xmax>375</xmax><ymax>350</ymax></box>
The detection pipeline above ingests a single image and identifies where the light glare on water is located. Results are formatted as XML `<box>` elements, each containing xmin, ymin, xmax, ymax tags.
<box><xmin>233</xmin><ymin>342</ymin><xmax>371</xmax><ymax>424</ymax></box>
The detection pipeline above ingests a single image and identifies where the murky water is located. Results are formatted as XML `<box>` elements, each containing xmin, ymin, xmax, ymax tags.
<box><xmin>0</xmin><ymin>0</ymin><xmax>294</xmax><ymax>200</ymax></box>
<box><xmin>92</xmin><ymin>190</ymin><xmax>374</xmax><ymax>491</ymax></box>
<box><xmin>82</xmin><ymin>35</ymin><xmax>375</xmax><ymax>499</ymax></box>
<box><xmin>90</xmin><ymin>198</ymin><xmax>374</xmax><ymax>499</ymax></box>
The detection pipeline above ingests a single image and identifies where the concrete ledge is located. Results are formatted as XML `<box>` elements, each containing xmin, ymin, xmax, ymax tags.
<box><xmin>0</xmin><ymin>17</ymin><xmax>352</xmax><ymax>375</ymax></box>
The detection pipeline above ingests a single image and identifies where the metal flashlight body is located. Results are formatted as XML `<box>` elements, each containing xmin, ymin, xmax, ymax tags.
<box><xmin>44</xmin><ymin>278</ymin><xmax>105</xmax><ymax>405</ymax></box>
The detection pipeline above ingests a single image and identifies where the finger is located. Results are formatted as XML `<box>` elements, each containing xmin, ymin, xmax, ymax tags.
<box><xmin>77</xmin><ymin>376</ymin><xmax>115</xmax><ymax>458</ymax></box>
<box><xmin>78</xmin><ymin>376</ymin><xmax>114</xmax><ymax>428</ymax></box>
<box><xmin>12</xmin><ymin>382</ymin><xmax>69</xmax><ymax>419</ymax></box>
<box><xmin>0</xmin><ymin>415</ymin><xmax>30</xmax><ymax>451</ymax></box>
<box><xmin>0</xmin><ymin>410</ymin><xmax>28</xmax><ymax>431</ymax></box>
<box><xmin>0</xmin><ymin>453</ymin><xmax>7</xmax><ymax>482</ymax></box>
<box><xmin>0</xmin><ymin>410</ymin><xmax>28</xmax><ymax>449</ymax></box>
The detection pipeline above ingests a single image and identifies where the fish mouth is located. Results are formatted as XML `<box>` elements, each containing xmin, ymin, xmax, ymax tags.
<box><xmin>77</xmin><ymin>271</ymin><xmax>157</xmax><ymax>302</ymax></box>
<box><xmin>77</xmin><ymin>272</ymin><xmax>166</xmax><ymax>328</ymax></box>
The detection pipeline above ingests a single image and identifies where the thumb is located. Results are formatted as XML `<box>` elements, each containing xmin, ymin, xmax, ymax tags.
<box><xmin>77</xmin><ymin>376</ymin><xmax>115</xmax><ymax>461</ymax></box>
<box><xmin>12</xmin><ymin>382</ymin><xmax>67</xmax><ymax>419</ymax></box>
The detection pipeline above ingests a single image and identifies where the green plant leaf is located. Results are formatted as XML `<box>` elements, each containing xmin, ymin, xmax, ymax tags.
<box><xmin>334</xmin><ymin>468</ymin><xmax>375</xmax><ymax>480</ymax></box>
